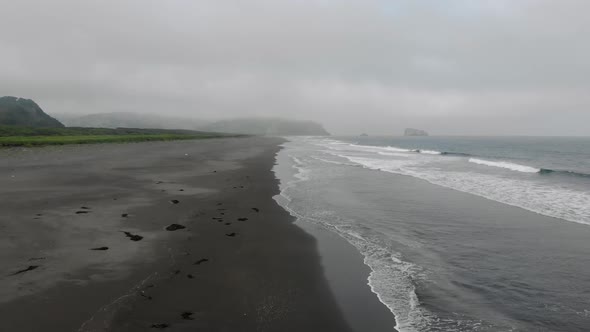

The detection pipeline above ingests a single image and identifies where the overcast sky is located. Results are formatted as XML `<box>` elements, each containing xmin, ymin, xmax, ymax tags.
<box><xmin>1</xmin><ymin>0</ymin><xmax>589</xmax><ymax>135</ymax></box>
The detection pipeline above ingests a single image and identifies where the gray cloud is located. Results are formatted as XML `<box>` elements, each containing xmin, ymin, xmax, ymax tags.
<box><xmin>1</xmin><ymin>0</ymin><xmax>589</xmax><ymax>135</ymax></box>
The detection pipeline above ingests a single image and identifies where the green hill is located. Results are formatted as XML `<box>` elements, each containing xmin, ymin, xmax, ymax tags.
<box><xmin>0</xmin><ymin>96</ymin><xmax>64</xmax><ymax>128</ymax></box>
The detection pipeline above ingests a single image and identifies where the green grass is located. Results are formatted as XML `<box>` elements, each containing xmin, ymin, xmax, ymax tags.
<box><xmin>0</xmin><ymin>125</ymin><xmax>239</xmax><ymax>147</ymax></box>
<box><xmin>0</xmin><ymin>125</ymin><xmax>222</xmax><ymax>137</ymax></box>
<box><xmin>0</xmin><ymin>134</ymin><xmax>224</xmax><ymax>147</ymax></box>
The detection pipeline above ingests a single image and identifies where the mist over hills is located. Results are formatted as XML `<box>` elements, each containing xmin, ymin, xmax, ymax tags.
<box><xmin>200</xmin><ymin>118</ymin><xmax>330</xmax><ymax>136</ymax></box>
<box><xmin>56</xmin><ymin>112</ymin><xmax>207</xmax><ymax>131</ymax></box>
<box><xmin>1</xmin><ymin>96</ymin><xmax>330</xmax><ymax>136</ymax></box>
<box><xmin>56</xmin><ymin>112</ymin><xmax>330</xmax><ymax>136</ymax></box>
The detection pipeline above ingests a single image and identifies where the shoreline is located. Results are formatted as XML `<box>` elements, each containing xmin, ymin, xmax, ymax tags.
<box><xmin>0</xmin><ymin>137</ymin><xmax>395</xmax><ymax>331</ymax></box>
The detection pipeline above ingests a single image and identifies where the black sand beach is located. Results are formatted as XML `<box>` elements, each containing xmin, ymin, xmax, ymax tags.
<box><xmin>0</xmin><ymin>137</ymin><xmax>395</xmax><ymax>331</ymax></box>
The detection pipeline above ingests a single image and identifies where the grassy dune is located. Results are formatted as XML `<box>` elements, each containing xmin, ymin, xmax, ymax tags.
<box><xmin>0</xmin><ymin>134</ymin><xmax>222</xmax><ymax>147</ymax></box>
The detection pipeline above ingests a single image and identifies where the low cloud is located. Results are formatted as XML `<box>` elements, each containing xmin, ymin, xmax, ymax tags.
<box><xmin>1</xmin><ymin>0</ymin><xmax>589</xmax><ymax>135</ymax></box>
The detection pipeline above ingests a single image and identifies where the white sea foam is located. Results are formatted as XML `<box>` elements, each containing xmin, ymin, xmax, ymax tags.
<box><xmin>315</xmin><ymin>138</ymin><xmax>590</xmax><ymax>225</ymax></box>
<box><xmin>273</xmin><ymin>142</ymin><xmax>438</xmax><ymax>332</ymax></box>
<box><xmin>419</xmin><ymin>149</ymin><xmax>442</xmax><ymax>155</ymax></box>
<box><xmin>384</xmin><ymin>146</ymin><xmax>413</xmax><ymax>153</ymax></box>
<box><xmin>378</xmin><ymin>152</ymin><xmax>410</xmax><ymax>158</ymax></box>
<box><xmin>273</xmin><ymin>137</ymin><xmax>543</xmax><ymax>331</ymax></box>
<box><xmin>469</xmin><ymin>158</ymin><xmax>540</xmax><ymax>173</ymax></box>
<box><xmin>338</xmin><ymin>154</ymin><xmax>590</xmax><ymax>226</ymax></box>
<box><xmin>275</xmin><ymin>194</ymin><xmax>434</xmax><ymax>332</ymax></box>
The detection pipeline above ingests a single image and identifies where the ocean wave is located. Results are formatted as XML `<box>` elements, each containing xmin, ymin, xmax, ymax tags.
<box><xmin>417</xmin><ymin>149</ymin><xmax>441</xmax><ymax>155</ymax></box>
<box><xmin>341</xmin><ymin>155</ymin><xmax>590</xmax><ymax>226</ymax></box>
<box><xmin>468</xmin><ymin>158</ymin><xmax>540</xmax><ymax>173</ymax></box>
<box><xmin>440</xmin><ymin>151</ymin><xmax>472</xmax><ymax>157</ymax></box>
<box><xmin>348</xmin><ymin>144</ymin><xmax>412</xmax><ymax>153</ymax></box>
<box><xmin>344</xmin><ymin>143</ymin><xmax>463</xmax><ymax>157</ymax></box>
<box><xmin>274</xmin><ymin>142</ymin><xmax>502</xmax><ymax>331</ymax></box>
<box><xmin>539</xmin><ymin>168</ymin><xmax>590</xmax><ymax>178</ymax></box>
<box><xmin>378</xmin><ymin>152</ymin><xmax>410</xmax><ymax>158</ymax></box>
<box><xmin>326</xmin><ymin>139</ymin><xmax>590</xmax><ymax>181</ymax></box>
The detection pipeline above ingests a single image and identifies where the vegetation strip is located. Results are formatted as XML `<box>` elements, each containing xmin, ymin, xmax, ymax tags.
<box><xmin>0</xmin><ymin>134</ymin><xmax>222</xmax><ymax>147</ymax></box>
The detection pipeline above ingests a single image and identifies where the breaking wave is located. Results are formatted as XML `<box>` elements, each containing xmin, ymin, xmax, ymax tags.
<box><xmin>468</xmin><ymin>158</ymin><xmax>540</xmax><ymax>173</ymax></box>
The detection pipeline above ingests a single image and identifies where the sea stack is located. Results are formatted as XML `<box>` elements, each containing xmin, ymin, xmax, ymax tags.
<box><xmin>404</xmin><ymin>128</ymin><xmax>429</xmax><ymax>136</ymax></box>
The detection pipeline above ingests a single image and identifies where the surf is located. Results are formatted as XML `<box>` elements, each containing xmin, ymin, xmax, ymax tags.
<box><xmin>468</xmin><ymin>158</ymin><xmax>540</xmax><ymax>173</ymax></box>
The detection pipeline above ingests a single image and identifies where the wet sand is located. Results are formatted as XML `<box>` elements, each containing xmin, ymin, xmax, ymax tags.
<box><xmin>0</xmin><ymin>137</ymin><xmax>394</xmax><ymax>331</ymax></box>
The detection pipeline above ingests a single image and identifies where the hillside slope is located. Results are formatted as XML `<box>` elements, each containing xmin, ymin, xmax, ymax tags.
<box><xmin>0</xmin><ymin>96</ymin><xmax>64</xmax><ymax>128</ymax></box>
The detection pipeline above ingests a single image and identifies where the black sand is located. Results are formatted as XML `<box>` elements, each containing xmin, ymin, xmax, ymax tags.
<box><xmin>0</xmin><ymin>137</ymin><xmax>394</xmax><ymax>331</ymax></box>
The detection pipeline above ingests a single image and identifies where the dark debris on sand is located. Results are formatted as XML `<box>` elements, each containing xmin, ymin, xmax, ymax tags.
<box><xmin>9</xmin><ymin>265</ymin><xmax>39</xmax><ymax>276</ymax></box>
<box><xmin>170</xmin><ymin>199</ymin><xmax>180</xmax><ymax>204</ymax></box>
<box><xmin>194</xmin><ymin>258</ymin><xmax>209</xmax><ymax>265</ymax></box>
<box><xmin>122</xmin><ymin>231</ymin><xmax>144</xmax><ymax>241</ymax></box>
<box><xmin>225</xmin><ymin>232</ymin><xmax>237</xmax><ymax>237</ymax></box>
<box><xmin>252</xmin><ymin>208</ymin><xmax>260</xmax><ymax>212</ymax></box>
<box><xmin>90</xmin><ymin>247</ymin><xmax>109</xmax><ymax>251</ymax></box>
<box><xmin>165</xmin><ymin>224</ymin><xmax>186</xmax><ymax>231</ymax></box>
<box><xmin>237</xmin><ymin>218</ymin><xmax>248</xmax><ymax>221</ymax></box>
<box><xmin>75</xmin><ymin>211</ymin><xmax>90</xmax><ymax>214</ymax></box>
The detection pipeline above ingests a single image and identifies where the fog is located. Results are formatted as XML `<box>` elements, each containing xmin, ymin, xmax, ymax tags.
<box><xmin>1</xmin><ymin>0</ymin><xmax>589</xmax><ymax>135</ymax></box>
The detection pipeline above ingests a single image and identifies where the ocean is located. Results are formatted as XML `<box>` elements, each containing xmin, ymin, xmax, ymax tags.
<box><xmin>273</xmin><ymin>136</ymin><xmax>590</xmax><ymax>332</ymax></box>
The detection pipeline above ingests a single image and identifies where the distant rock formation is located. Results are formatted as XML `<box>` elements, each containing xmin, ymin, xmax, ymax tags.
<box><xmin>404</xmin><ymin>128</ymin><xmax>429</xmax><ymax>136</ymax></box>
<box><xmin>0</xmin><ymin>96</ymin><xmax>64</xmax><ymax>128</ymax></box>
<box><xmin>201</xmin><ymin>118</ymin><xmax>330</xmax><ymax>136</ymax></box>
<box><xmin>360</xmin><ymin>133</ymin><xmax>369</xmax><ymax>137</ymax></box>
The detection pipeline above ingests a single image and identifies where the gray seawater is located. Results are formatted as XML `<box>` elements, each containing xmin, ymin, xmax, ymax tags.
<box><xmin>273</xmin><ymin>136</ymin><xmax>590</xmax><ymax>332</ymax></box>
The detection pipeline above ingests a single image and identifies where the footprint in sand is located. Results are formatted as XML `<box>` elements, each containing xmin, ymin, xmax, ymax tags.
<box><xmin>181</xmin><ymin>312</ymin><xmax>195</xmax><ymax>320</ymax></box>
<box><xmin>151</xmin><ymin>323</ymin><xmax>169</xmax><ymax>329</ymax></box>
<box><xmin>140</xmin><ymin>291</ymin><xmax>153</xmax><ymax>300</ymax></box>
<box><xmin>28</xmin><ymin>257</ymin><xmax>45</xmax><ymax>261</ymax></box>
